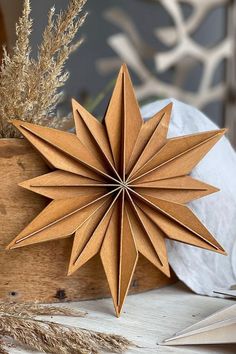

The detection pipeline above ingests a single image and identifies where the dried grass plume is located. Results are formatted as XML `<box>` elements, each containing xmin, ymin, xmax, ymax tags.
<box><xmin>0</xmin><ymin>0</ymin><xmax>87</xmax><ymax>138</ymax></box>
<box><xmin>0</xmin><ymin>303</ymin><xmax>132</xmax><ymax>353</ymax></box>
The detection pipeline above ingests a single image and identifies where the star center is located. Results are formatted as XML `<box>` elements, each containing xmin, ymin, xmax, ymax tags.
<box><xmin>116</xmin><ymin>178</ymin><xmax>129</xmax><ymax>191</ymax></box>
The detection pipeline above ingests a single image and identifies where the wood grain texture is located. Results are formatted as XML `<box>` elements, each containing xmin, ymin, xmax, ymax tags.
<box><xmin>0</xmin><ymin>138</ymin><xmax>174</xmax><ymax>303</ymax></box>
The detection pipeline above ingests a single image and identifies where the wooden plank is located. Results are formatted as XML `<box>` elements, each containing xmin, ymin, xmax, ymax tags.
<box><xmin>72</xmin><ymin>282</ymin><xmax>235</xmax><ymax>353</ymax></box>
<box><xmin>9</xmin><ymin>283</ymin><xmax>235</xmax><ymax>354</ymax></box>
<box><xmin>0</xmin><ymin>139</ymin><xmax>174</xmax><ymax>303</ymax></box>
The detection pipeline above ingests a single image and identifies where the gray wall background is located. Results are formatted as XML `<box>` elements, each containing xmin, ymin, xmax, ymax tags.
<box><xmin>0</xmin><ymin>0</ymin><xmax>227</xmax><ymax>125</ymax></box>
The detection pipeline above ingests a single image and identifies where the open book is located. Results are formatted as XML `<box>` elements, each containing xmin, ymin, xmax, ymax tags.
<box><xmin>162</xmin><ymin>304</ymin><xmax>236</xmax><ymax>345</ymax></box>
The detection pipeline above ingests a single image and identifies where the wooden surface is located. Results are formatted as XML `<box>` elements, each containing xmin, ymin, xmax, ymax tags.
<box><xmin>9</xmin><ymin>282</ymin><xmax>236</xmax><ymax>354</ymax></box>
<box><xmin>0</xmin><ymin>138</ymin><xmax>174</xmax><ymax>303</ymax></box>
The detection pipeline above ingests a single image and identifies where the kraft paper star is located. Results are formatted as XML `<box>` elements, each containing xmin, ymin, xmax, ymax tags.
<box><xmin>8</xmin><ymin>64</ymin><xmax>226</xmax><ymax>317</ymax></box>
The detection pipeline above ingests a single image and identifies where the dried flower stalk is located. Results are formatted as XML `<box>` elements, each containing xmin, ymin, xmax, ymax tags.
<box><xmin>0</xmin><ymin>304</ymin><xmax>131</xmax><ymax>354</ymax></box>
<box><xmin>0</xmin><ymin>0</ymin><xmax>87</xmax><ymax>138</ymax></box>
<box><xmin>0</xmin><ymin>340</ymin><xmax>8</xmax><ymax>354</ymax></box>
<box><xmin>0</xmin><ymin>302</ymin><xmax>86</xmax><ymax>318</ymax></box>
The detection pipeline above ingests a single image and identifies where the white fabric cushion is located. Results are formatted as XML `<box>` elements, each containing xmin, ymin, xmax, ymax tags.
<box><xmin>141</xmin><ymin>99</ymin><xmax>236</xmax><ymax>296</ymax></box>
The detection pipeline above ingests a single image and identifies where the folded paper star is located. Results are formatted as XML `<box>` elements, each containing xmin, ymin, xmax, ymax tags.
<box><xmin>8</xmin><ymin>64</ymin><xmax>226</xmax><ymax>316</ymax></box>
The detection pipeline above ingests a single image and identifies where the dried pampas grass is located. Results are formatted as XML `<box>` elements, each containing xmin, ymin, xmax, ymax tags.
<box><xmin>0</xmin><ymin>341</ymin><xmax>8</xmax><ymax>354</ymax></box>
<box><xmin>0</xmin><ymin>0</ymin><xmax>87</xmax><ymax>138</ymax></box>
<box><xmin>0</xmin><ymin>302</ymin><xmax>86</xmax><ymax>318</ymax></box>
<box><xmin>0</xmin><ymin>303</ymin><xmax>132</xmax><ymax>354</ymax></box>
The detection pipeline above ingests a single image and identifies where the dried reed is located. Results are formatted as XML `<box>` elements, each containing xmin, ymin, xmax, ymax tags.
<box><xmin>0</xmin><ymin>304</ymin><xmax>132</xmax><ymax>353</ymax></box>
<box><xmin>0</xmin><ymin>0</ymin><xmax>87</xmax><ymax>138</ymax></box>
<box><xmin>0</xmin><ymin>302</ymin><xmax>86</xmax><ymax>318</ymax></box>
